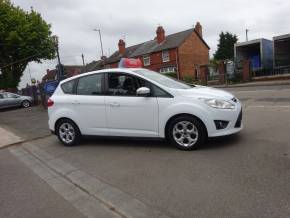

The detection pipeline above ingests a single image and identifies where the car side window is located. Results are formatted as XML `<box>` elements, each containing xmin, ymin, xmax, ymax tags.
<box><xmin>4</xmin><ymin>93</ymin><xmax>17</xmax><ymax>98</ymax></box>
<box><xmin>77</xmin><ymin>73</ymin><xmax>103</xmax><ymax>95</ymax></box>
<box><xmin>108</xmin><ymin>73</ymin><xmax>139</xmax><ymax>96</ymax></box>
<box><xmin>0</xmin><ymin>94</ymin><xmax>3</xmax><ymax>99</ymax></box>
<box><xmin>151</xmin><ymin>84</ymin><xmax>171</xmax><ymax>97</ymax></box>
<box><xmin>61</xmin><ymin>79</ymin><xmax>76</xmax><ymax>94</ymax></box>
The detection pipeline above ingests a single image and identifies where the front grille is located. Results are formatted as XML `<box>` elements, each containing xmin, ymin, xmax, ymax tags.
<box><xmin>234</xmin><ymin>110</ymin><xmax>242</xmax><ymax>128</ymax></box>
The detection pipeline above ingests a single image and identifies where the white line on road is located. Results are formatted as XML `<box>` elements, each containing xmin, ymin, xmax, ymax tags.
<box><xmin>247</xmin><ymin>105</ymin><xmax>290</xmax><ymax>108</ymax></box>
<box><xmin>232</xmin><ymin>88</ymin><xmax>290</xmax><ymax>93</ymax></box>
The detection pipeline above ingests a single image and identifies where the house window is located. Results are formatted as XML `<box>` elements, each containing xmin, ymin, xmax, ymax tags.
<box><xmin>162</xmin><ymin>50</ymin><xmax>170</xmax><ymax>62</ymax></box>
<box><xmin>143</xmin><ymin>55</ymin><xmax>150</xmax><ymax>66</ymax></box>
<box><xmin>159</xmin><ymin>67</ymin><xmax>177</xmax><ymax>74</ymax></box>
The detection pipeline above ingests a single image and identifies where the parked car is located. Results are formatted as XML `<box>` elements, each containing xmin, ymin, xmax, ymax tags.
<box><xmin>0</xmin><ymin>92</ymin><xmax>32</xmax><ymax>109</ymax></box>
<box><xmin>48</xmin><ymin>68</ymin><xmax>242</xmax><ymax>150</ymax></box>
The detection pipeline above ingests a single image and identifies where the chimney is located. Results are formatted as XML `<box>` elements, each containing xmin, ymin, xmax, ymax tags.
<box><xmin>118</xmin><ymin>39</ymin><xmax>126</xmax><ymax>55</ymax></box>
<box><xmin>156</xmin><ymin>26</ymin><xmax>165</xmax><ymax>44</ymax></box>
<box><xmin>195</xmin><ymin>22</ymin><xmax>202</xmax><ymax>37</ymax></box>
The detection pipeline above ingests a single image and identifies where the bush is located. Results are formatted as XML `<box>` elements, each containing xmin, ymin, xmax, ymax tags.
<box><xmin>227</xmin><ymin>73</ymin><xmax>242</xmax><ymax>84</ymax></box>
<box><xmin>164</xmin><ymin>72</ymin><xmax>177</xmax><ymax>78</ymax></box>
<box><xmin>183</xmin><ymin>75</ymin><xmax>193</xmax><ymax>84</ymax></box>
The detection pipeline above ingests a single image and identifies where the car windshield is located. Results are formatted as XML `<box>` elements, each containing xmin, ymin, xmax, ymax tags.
<box><xmin>133</xmin><ymin>69</ymin><xmax>193</xmax><ymax>89</ymax></box>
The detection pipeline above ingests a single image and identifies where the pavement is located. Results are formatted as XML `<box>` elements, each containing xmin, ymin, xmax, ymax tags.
<box><xmin>212</xmin><ymin>78</ymin><xmax>290</xmax><ymax>88</ymax></box>
<box><xmin>0</xmin><ymin>127</ymin><xmax>23</xmax><ymax>148</ymax></box>
<box><xmin>0</xmin><ymin>148</ymin><xmax>86</xmax><ymax>218</ymax></box>
<box><xmin>1</xmin><ymin>84</ymin><xmax>290</xmax><ymax>217</ymax></box>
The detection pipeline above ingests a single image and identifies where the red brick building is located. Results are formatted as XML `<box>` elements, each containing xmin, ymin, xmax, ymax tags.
<box><xmin>42</xmin><ymin>65</ymin><xmax>83</xmax><ymax>82</ymax></box>
<box><xmin>105</xmin><ymin>22</ymin><xmax>210</xmax><ymax>80</ymax></box>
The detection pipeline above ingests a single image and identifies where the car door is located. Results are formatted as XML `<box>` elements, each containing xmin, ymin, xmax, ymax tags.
<box><xmin>2</xmin><ymin>93</ymin><xmax>18</xmax><ymax>107</ymax></box>
<box><xmin>0</xmin><ymin>93</ymin><xmax>7</xmax><ymax>108</ymax></box>
<box><xmin>105</xmin><ymin>72</ymin><xmax>159</xmax><ymax>137</ymax></box>
<box><xmin>7</xmin><ymin>93</ymin><xmax>21</xmax><ymax>106</ymax></box>
<box><xmin>74</xmin><ymin>73</ymin><xmax>107</xmax><ymax>136</ymax></box>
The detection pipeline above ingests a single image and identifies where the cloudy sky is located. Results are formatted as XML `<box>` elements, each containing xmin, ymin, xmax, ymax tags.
<box><xmin>13</xmin><ymin>0</ymin><xmax>290</xmax><ymax>88</ymax></box>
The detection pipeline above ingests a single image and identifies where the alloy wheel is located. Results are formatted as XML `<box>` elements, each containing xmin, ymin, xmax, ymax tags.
<box><xmin>59</xmin><ymin>122</ymin><xmax>75</xmax><ymax>144</ymax></box>
<box><xmin>23</xmin><ymin>101</ymin><xmax>30</xmax><ymax>108</ymax></box>
<box><xmin>172</xmin><ymin>121</ymin><xmax>199</xmax><ymax>147</ymax></box>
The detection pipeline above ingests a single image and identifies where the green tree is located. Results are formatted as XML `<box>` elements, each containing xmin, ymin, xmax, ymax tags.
<box><xmin>0</xmin><ymin>0</ymin><xmax>56</xmax><ymax>89</ymax></box>
<box><xmin>214</xmin><ymin>32</ymin><xmax>238</xmax><ymax>61</ymax></box>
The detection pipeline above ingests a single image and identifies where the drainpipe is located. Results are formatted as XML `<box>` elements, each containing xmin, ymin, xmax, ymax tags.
<box><xmin>175</xmin><ymin>48</ymin><xmax>180</xmax><ymax>80</ymax></box>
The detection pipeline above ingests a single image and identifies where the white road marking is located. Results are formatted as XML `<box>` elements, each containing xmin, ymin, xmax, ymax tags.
<box><xmin>247</xmin><ymin>105</ymin><xmax>290</xmax><ymax>108</ymax></box>
<box><xmin>232</xmin><ymin>88</ymin><xmax>290</xmax><ymax>93</ymax></box>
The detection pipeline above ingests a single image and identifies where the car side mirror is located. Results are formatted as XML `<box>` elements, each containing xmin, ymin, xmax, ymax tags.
<box><xmin>136</xmin><ymin>87</ymin><xmax>150</xmax><ymax>96</ymax></box>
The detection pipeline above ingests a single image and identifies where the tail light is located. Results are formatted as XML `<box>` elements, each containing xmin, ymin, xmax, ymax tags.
<box><xmin>47</xmin><ymin>98</ymin><xmax>54</xmax><ymax>107</ymax></box>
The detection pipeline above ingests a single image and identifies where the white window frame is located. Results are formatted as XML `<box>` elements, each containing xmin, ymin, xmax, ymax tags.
<box><xmin>143</xmin><ymin>55</ymin><xmax>150</xmax><ymax>66</ymax></box>
<box><xmin>162</xmin><ymin>50</ymin><xmax>170</xmax><ymax>62</ymax></box>
<box><xmin>159</xmin><ymin>67</ymin><xmax>177</xmax><ymax>74</ymax></box>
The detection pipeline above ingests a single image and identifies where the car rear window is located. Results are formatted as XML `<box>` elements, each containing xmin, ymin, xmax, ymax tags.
<box><xmin>61</xmin><ymin>79</ymin><xmax>76</xmax><ymax>94</ymax></box>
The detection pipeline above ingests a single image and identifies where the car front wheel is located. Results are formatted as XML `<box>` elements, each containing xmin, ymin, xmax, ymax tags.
<box><xmin>56</xmin><ymin>119</ymin><xmax>81</xmax><ymax>146</ymax></box>
<box><xmin>167</xmin><ymin>115</ymin><xmax>207</xmax><ymax>150</ymax></box>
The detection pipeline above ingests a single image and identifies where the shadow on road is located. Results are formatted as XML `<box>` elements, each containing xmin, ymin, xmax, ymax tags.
<box><xmin>202</xmin><ymin>133</ymin><xmax>242</xmax><ymax>150</ymax></box>
<box><xmin>0</xmin><ymin>106</ymin><xmax>23</xmax><ymax>112</ymax></box>
<box><xmin>75</xmin><ymin>133</ymin><xmax>242</xmax><ymax>151</ymax></box>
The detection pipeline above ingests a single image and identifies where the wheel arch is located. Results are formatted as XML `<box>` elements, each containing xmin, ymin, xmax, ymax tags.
<box><xmin>164</xmin><ymin>113</ymin><xmax>208</xmax><ymax>138</ymax></box>
<box><xmin>55</xmin><ymin>117</ymin><xmax>81</xmax><ymax>135</ymax></box>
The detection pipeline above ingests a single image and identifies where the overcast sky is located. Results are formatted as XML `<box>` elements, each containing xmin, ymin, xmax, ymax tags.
<box><xmin>12</xmin><ymin>0</ymin><xmax>290</xmax><ymax>88</ymax></box>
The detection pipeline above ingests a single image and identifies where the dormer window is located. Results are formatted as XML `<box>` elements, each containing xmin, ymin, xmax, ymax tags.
<box><xmin>162</xmin><ymin>50</ymin><xmax>170</xmax><ymax>62</ymax></box>
<box><xmin>143</xmin><ymin>55</ymin><xmax>150</xmax><ymax>66</ymax></box>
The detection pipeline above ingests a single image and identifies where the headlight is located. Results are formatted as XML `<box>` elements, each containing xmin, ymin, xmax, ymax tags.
<box><xmin>201</xmin><ymin>98</ymin><xmax>235</xmax><ymax>109</ymax></box>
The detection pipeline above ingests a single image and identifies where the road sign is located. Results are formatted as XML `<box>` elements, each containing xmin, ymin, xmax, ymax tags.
<box><xmin>44</xmin><ymin>80</ymin><xmax>59</xmax><ymax>95</ymax></box>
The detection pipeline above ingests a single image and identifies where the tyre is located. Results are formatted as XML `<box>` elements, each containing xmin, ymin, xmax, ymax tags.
<box><xmin>56</xmin><ymin>119</ymin><xmax>81</xmax><ymax>146</ymax></box>
<box><xmin>167</xmin><ymin>115</ymin><xmax>207</xmax><ymax>150</ymax></box>
<box><xmin>22</xmin><ymin>100</ymin><xmax>31</xmax><ymax>108</ymax></box>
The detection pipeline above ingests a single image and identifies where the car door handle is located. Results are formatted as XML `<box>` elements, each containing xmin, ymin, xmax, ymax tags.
<box><xmin>109</xmin><ymin>102</ymin><xmax>120</xmax><ymax>107</ymax></box>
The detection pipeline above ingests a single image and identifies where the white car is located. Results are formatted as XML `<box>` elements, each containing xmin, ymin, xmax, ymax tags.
<box><xmin>48</xmin><ymin>68</ymin><xmax>242</xmax><ymax>150</ymax></box>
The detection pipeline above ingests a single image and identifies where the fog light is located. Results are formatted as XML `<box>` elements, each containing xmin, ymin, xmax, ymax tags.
<box><xmin>214</xmin><ymin>120</ymin><xmax>229</xmax><ymax>130</ymax></box>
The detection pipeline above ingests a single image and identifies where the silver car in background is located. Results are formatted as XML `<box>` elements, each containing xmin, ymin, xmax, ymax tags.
<box><xmin>0</xmin><ymin>92</ymin><xmax>33</xmax><ymax>109</ymax></box>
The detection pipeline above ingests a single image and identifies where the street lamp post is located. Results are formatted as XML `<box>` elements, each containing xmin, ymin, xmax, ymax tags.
<box><xmin>52</xmin><ymin>35</ymin><xmax>64</xmax><ymax>81</ymax></box>
<box><xmin>93</xmin><ymin>29</ymin><xmax>104</xmax><ymax>58</ymax></box>
<box><xmin>246</xmin><ymin>29</ymin><xmax>249</xmax><ymax>41</ymax></box>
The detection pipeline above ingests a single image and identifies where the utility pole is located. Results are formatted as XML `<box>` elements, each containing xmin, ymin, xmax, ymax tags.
<box><xmin>81</xmin><ymin>53</ymin><xmax>85</xmax><ymax>73</ymax></box>
<box><xmin>52</xmin><ymin>35</ymin><xmax>64</xmax><ymax>81</ymax></box>
<box><xmin>246</xmin><ymin>29</ymin><xmax>249</xmax><ymax>41</ymax></box>
<box><xmin>93</xmin><ymin>29</ymin><xmax>104</xmax><ymax>58</ymax></box>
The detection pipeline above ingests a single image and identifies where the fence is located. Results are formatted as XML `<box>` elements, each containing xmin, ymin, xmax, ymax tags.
<box><xmin>252</xmin><ymin>66</ymin><xmax>290</xmax><ymax>77</ymax></box>
<box><xmin>19</xmin><ymin>83</ymin><xmax>49</xmax><ymax>108</ymax></box>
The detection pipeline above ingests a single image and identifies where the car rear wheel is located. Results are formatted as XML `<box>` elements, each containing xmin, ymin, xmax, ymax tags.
<box><xmin>22</xmin><ymin>100</ymin><xmax>31</xmax><ymax>108</ymax></box>
<box><xmin>167</xmin><ymin>115</ymin><xmax>207</xmax><ymax>150</ymax></box>
<box><xmin>56</xmin><ymin>119</ymin><xmax>81</xmax><ymax>146</ymax></box>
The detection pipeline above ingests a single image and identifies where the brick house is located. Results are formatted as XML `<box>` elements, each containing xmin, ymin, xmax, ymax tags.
<box><xmin>105</xmin><ymin>22</ymin><xmax>210</xmax><ymax>80</ymax></box>
<box><xmin>42</xmin><ymin>65</ymin><xmax>83</xmax><ymax>82</ymax></box>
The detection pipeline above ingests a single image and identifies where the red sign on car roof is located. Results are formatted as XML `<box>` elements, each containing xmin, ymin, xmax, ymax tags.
<box><xmin>118</xmin><ymin>58</ymin><xmax>143</xmax><ymax>68</ymax></box>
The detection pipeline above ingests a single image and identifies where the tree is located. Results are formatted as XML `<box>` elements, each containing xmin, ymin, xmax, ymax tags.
<box><xmin>0</xmin><ymin>0</ymin><xmax>56</xmax><ymax>89</ymax></box>
<box><xmin>214</xmin><ymin>32</ymin><xmax>238</xmax><ymax>61</ymax></box>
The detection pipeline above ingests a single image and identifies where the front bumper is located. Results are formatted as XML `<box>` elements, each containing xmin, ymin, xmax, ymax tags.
<box><xmin>207</xmin><ymin>105</ymin><xmax>243</xmax><ymax>137</ymax></box>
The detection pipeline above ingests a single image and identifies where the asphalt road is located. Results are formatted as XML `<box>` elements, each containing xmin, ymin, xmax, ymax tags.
<box><xmin>1</xmin><ymin>85</ymin><xmax>290</xmax><ymax>217</ymax></box>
